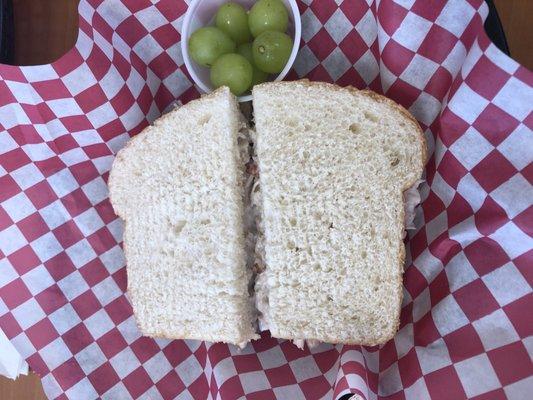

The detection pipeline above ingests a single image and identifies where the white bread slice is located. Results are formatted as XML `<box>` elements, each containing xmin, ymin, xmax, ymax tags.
<box><xmin>252</xmin><ymin>80</ymin><xmax>426</xmax><ymax>345</ymax></box>
<box><xmin>108</xmin><ymin>88</ymin><xmax>258</xmax><ymax>347</ymax></box>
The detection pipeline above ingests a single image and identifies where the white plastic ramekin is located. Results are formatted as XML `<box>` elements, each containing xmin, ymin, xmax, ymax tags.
<box><xmin>181</xmin><ymin>0</ymin><xmax>301</xmax><ymax>102</ymax></box>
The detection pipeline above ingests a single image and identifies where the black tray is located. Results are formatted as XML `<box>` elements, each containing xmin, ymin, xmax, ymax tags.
<box><xmin>484</xmin><ymin>0</ymin><xmax>510</xmax><ymax>55</ymax></box>
<box><xmin>0</xmin><ymin>0</ymin><xmax>13</xmax><ymax>64</ymax></box>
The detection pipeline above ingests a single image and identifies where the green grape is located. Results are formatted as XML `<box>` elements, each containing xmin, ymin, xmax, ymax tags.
<box><xmin>251</xmin><ymin>67</ymin><xmax>269</xmax><ymax>86</ymax></box>
<box><xmin>252</xmin><ymin>31</ymin><xmax>293</xmax><ymax>74</ymax></box>
<box><xmin>188</xmin><ymin>27</ymin><xmax>236</xmax><ymax>67</ymax></box>
<box><xmin>236</xmin><ymin>42</ymin><xmax>254</xmax><ymax>64</ymax></box>
<box><xmin>237</xmin><ymin>43</ymin><xmax>269</xmax><ymax>86</ymax></box>
<box><xmin>210</xmin><ymin>53</ymin><xmax>253</xmax><ymax>96</ymax></box>
<box><xmin>215</xmin><ymin>2</ymin><xmax>251</xmax><ymax>44</ymax></box>
<box><xmin>248</xmin><ymin>0</ymin><xmax>289</xmax><ymax>38</ymax></box>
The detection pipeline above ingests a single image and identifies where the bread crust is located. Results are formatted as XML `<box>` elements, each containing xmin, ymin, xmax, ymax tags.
<box><xmin>254</xmin><ymin>79</ymin><xmax>427</xmax><ymax>345</ymax></box>
<box><xmin>108</xmin><ymin>87</ymin><xmax>231</xmax><ymax>218</ymax></box>
<box><xmin>254</xmin><ymin>79</ymin><xmax>428</xmax><ymax>177</ymax></box>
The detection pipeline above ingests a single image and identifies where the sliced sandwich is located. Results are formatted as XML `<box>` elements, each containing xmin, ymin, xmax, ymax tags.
<box><xmin>108</xmin><ymin>87</ymin><xmax>258</xmax><ymax>347</ymax></box>
<box><xmin>109</xmin><ymin>80</ymin><xmax>426</xmax><ymax>348</ymax></box>
<box><xmin>252</xmin><ymin>81</ymin><xmax>426</xmax><ymax>345</ymax></box>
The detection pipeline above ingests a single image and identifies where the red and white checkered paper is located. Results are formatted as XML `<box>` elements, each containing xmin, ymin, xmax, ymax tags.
<box><xmin>0</xmin><ymin>0</ymin><xmax>532</xmax><ymax>398</ymax></box>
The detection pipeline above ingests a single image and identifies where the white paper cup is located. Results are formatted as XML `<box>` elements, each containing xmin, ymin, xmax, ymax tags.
<box><xmin>181</xmin><ymin>0</ymin><xmax>301</xmax><ymax>102</ymax></box>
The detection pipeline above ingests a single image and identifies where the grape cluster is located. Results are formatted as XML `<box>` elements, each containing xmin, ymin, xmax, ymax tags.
<box><xmin>188</xmin><ymin>0</ymin><xmax>294</xmax><ymax>96</ymax></box>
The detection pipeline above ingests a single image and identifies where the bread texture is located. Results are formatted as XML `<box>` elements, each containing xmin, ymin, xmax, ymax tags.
<box><xmin>252</xmin><ymin>80</ymin><xmax>426</xmax><ymax>345</ymax></box>
<box><xmin>108</xmin><ymin>87</ymin><xmax>258</xmax><ymax>346</ymax></box>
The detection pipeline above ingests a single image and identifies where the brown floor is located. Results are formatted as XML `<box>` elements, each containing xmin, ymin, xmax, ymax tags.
<box><xmin>0</xmin><ymin>1</ymin><xmax>531</xmax><ymax>399</ymax></box>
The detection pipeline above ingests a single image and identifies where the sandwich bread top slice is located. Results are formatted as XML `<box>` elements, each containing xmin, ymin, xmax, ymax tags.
<box><xmin>252</xmin><ymin>80</ymin><xmax>426</xmax><ymax>345</ymax></box>
<box><xmin>109</xmin><ymin>88</ymin><xmax>258</xmax><ymax>347</ymax></box>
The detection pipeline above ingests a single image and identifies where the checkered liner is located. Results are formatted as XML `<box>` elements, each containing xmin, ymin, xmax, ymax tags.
<box><xmin>0</xmin><ymin>0</ymin><xmax>531</xmax><ymax>399</ymax></box>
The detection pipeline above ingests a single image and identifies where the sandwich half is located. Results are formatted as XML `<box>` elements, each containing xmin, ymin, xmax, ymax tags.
<box><xmin>252</xmin><ymin>81</ymin><xmax>426</xmax><ymax>345</ymax></box>
<box><xmin>109</xmin><ymin>88</ymin><xmax>258</xmax><ymax>347</ymax></box>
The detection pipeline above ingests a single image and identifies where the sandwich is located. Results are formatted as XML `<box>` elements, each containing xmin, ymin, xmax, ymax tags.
<box><xmin>108</xmin><ymin>80</ymin><xmax>426</xmax><ymax>348</ymax></box>
<box><xmin>108</xmin><ymin>87</ymin><xmax>258</xmax><ymax>347</ymax></box>
<box><xmin>252</xmin><ymin>81</ymin><xmax>426</xmax><ymax>346</ymax></box>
